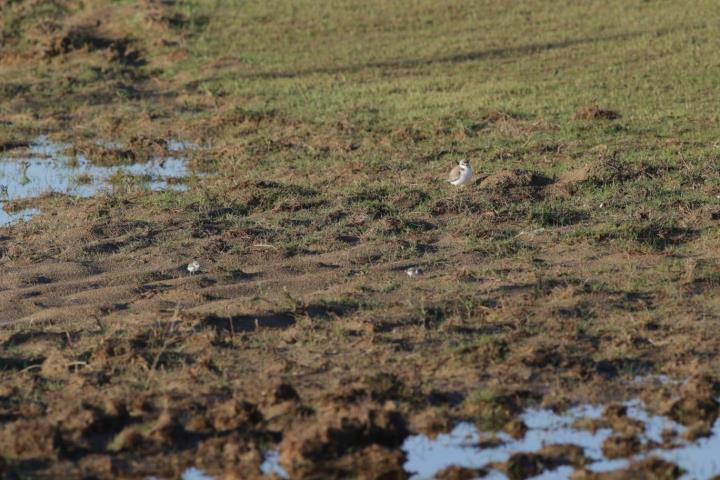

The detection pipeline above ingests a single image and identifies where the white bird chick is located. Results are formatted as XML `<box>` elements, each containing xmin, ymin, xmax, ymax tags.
<box><xmin>406</xmin><ymin>266</ymin><xmax>422</xmax><ymax>277</ymax></box>
<box><xmin>448</xmin><ymin>159</ymin><xmax>473</xmax><ymax>186</ymax></box>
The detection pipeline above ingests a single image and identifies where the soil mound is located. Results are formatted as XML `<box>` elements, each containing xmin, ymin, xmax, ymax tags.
<box><xmin>572</xmin><ymin>104</ymin><xmax>621</xmax><ymax>121</ymax></box>
<box><xmin>479</xmin><ymin>169</ymin><xmax>552</xmax><ymax>191</ymax></box>
<box><xmin>279</xmin><ymin>402</ymin><xmax>409</xmax><ymax>478</ymax></box>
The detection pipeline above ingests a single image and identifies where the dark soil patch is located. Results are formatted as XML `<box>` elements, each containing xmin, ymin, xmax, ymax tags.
<box><xmin>572</xmin><ymin>104</ymin><xmax>621</xmax><ymax>121</ymax></box>
<box><xmin>279</xmin><ymin>402</ymin><xmax>409</xmax><ymax>478</ymax></box>
<box><xmin>503</xmin><ymin>443</ymin><xmax>585</xmax><ymax>480</ymax></box>
<box><xmin>602</xmin><ymin>434</ymin><xmax>642</xmax><ymax>459</ymax></box>
<box><xmin>574</xmin><ymin>457</ymin><xmax>683</xmax><ymax>479</ymax></box>
<box><xmin>42</xmin><ymin>26</ymin><xmax>145</xmax><ymax>66</ymax></box>
<box><xmin>0</xmin><ymin>140</ymin><xmax>30</xmax><ymax>152</ymax></box>
<box><xmin>434</xmin><ymin>466</ymin><xmax>488</xmax><ymax>480</ymax></box>
<box><xmin>479</xmin><ymin>169</ymin><xmax>553</xmax><ymax>191</ymax></box>
<box><xmin>195</xmin><ymin>311</ymin><xmax>296</xmax><ymax>333</ymax></box>
<box><xmin>665</xmin><ymin>375</ymin><xmax>719</xmax><ymax>428</ymax></box>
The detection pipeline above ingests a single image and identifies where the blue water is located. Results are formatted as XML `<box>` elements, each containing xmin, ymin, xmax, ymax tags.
<box><xmin>254</xmin><ymin>399</ymin><xmax>718</xmax><ymax>480</ymax></box>
<box><xmin>402</xmin><ymin>400</ymin><xmax>719</xmax><ymax>480</ymax></box>
<box><xmin>0</xmin><ymin>136</ymin><xmax>192</xmax><ymax>226</ymax></box>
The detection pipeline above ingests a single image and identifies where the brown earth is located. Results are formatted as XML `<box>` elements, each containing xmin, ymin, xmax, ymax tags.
<box><xmin>0</xmin><ymin>169</ymin><xmax>716</xmax><ymax>478</ymax></box>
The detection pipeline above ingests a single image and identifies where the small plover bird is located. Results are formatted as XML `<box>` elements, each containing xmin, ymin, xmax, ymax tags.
<box><xmin>187</xmin><ymin>260</ymin><xmax>200</xmax><ymax>274</ymax></box>
<box><xmin>406</xmin><ymin>266</ymin><xmax>422</xmax><ymax>277</ymax></box>
<box><xmin>448</xmin><ymin>159</ymin><xmax>473</xmax><ymax>186</ymax></box>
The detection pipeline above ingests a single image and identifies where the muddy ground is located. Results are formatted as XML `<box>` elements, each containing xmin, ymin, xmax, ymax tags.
<box><xmin>1</xmin><ymin>0</ymin><xmax>720</xmax><ymax>479</ymax></box>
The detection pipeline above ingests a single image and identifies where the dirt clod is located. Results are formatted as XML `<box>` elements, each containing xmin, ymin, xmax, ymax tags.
<box><xmin>504</xmin><ymin>452</ymin><xmax>550</xmax><ymax>480</ymax></box>
<box><xmin>0</xmin><ymin>419</ymin><xmax>59</xmax><ymax>460</ymax></box>
<box><xmin>572</xmin><ymin>104</ymin><xmax>621</xmax><ymax>121</ymax></box>
<box><xmin>602</xmin><ymin>434</ymin><xmax>641</xmax><ymax>459</ymax></box>
<box><xmin>504</xmin><ymin>442</ymin><xmax>588</xmax><ymax>479</ymax></box>
<box><xmin>433</xmin><ymin>465</ymin><xmax>488</xmax><ymax>480</ymax></box>
<box><xmin>479</xmin><ymin>169</ymin><xmax>552</xmax><ymax>191</ymax></box>
<box><xmin>211</xmin><ymin>399</ymin><xmax>262</xmax><ymax>433</ymax></box>
<box><xmin>572</xmin><ymin>457</ymin><xmax>682</xmax><ymax>479</ymax></box>
<box><xmin>270</xmin><ymin>382</ymin><xmax>301</xmax><ymax>403</ymax></box>
<box><xmin>503</xmin><ymin>418</ymin><xmax>528</xmax><ymax>439</ymax></box>
<box><xmin>665</xmin><ymin>374</ymin><xmax>719</xmax><ymax>427</ymax></box>
<box><xmin>279</xmin><ymin>402</ymin><xmax>408</xmax><ymax>478</ymax></box>
<box><xmin>552</xmin><ymin>445</ymin><xmax>588</xmax><ymax>466</ymax></box>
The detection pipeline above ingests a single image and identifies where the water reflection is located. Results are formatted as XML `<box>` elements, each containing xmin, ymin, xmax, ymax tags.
<box><xmin>402</xmin><ymin>399</ymin><xmax>719</xmax><ymax>479</ymax></box>
<box><xmin>174</xmin><ymin>398</ymin><xmax>720</xmax><ymax>479</ymax></box>
<box><xmin>0</xmin><ymin>136</ymin><xmax>191</xmax><ymax>226</ymax></box>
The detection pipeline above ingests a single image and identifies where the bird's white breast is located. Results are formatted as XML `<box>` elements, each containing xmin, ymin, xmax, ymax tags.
<box><xmin>451</xmin><ymin>166</ymin><xmax>473</xmax><ymax>185</ymax></box>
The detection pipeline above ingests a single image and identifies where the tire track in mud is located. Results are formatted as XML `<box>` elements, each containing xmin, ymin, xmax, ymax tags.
<box><xmin>0</xmin><ymin>254</ymin><xmax>352</xmax><ymax>329</ymax></box>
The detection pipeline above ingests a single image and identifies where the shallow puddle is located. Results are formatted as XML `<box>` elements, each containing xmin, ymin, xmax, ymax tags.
<box><xmin>180</xmin><ymin>467</ymin><xmax>213</xmax><ymax>480</ymax></box>
<box><xmin>0</xmin><ymin>136</ymin><xmax>191</xmax><ymax>226</ymax></box>
<box><xmin>404</xmin><ymin>400</ymin><xmax>720</xmax><ymax>479</ymax></box>
<box><xmin>164</xmin><ymin>451</ymin><xmax>288</xmax><ymax>480</ymax></box>
<box><xmin>404</xmin><ymin>406</ymin><xmax>611</xmax><ymax>479</ymax></box>
<box><xmin>252</xmin><ymin>399</ymin><xmax>720</xmax><ymax>480</ymax></box>
<box><xmin>261</xmin><ymin>450</ymin><xmax>289</xmax><ymax>478</ymax></box>
<box><xmin>657</xmin><ymin>419</ymin><xmax>720</xmax><ymax>479</ymax></box>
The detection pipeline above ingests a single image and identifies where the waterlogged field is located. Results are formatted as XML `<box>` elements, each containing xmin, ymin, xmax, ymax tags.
<box><xmin>1</xmin><ymin>0</ymin><xmax>720</xmax><ymax>478</ymax></box>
